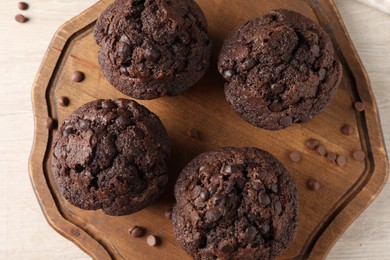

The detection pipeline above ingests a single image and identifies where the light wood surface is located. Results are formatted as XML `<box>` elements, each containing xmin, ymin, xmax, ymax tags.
<box><xmin>1</xmin><ymin>0</ymin><xmax>389</xmax><ymax>259</ymax></box>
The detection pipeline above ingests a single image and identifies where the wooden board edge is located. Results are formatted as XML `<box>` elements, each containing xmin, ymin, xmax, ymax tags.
<box><xmin>307</xmin><ymin>1</ymin><xmax>389</xmax><ymax>258</ymax></box>
<box><xmin>29</xmin><ymin>0</ymin><xmax>113</xmax><ymax>259</ymax></box>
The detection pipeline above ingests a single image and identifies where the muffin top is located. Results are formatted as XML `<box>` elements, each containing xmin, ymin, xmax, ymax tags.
<box><xmin>94</xmin><ymin>0</ymin><xmax>212</xmax><ymax>99</ymax></box>
<box><xmin>172</xmin><ymin>147</ymin><xmax>298</xmax><ymax>260</ymax></box>
<box><xmin>51</xmin><ymin>99</ymin><xmax>170</xmax><ymax>216</ymax></box>
<box><xmin>218</xmin><ymin>9</ymin><xmax>342</xmax><ymax>130</ymax></box>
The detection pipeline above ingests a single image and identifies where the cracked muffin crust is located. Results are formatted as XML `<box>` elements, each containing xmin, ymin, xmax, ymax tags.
<box><xmin>51</xmin><ymin>99</ymin><xmax>171</xmax><ymax>216</ymax></box>
<box><xmin>94</xmin><ymin>0</ymin><xmax>212</xmax><ymax>100</ymax></box>
<box><xmin>218</xmin><ymin>9</ymin><xmax>342</xmax><ymax>130</ymax></box>
<box><xmin>172</xmin><ymin>147</ymin><xmax>298</xmax><ymax>260</ymax></box>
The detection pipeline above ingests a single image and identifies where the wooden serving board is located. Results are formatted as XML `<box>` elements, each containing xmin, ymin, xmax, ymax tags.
<box><xmin>29</xmin><ymin>0</ymin><xmax>389</xmax><ymax>259</ymax></box>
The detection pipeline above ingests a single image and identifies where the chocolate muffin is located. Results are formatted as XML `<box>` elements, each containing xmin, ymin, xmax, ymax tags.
<box><xmin>172</xmin><ymin>147</ymin><xmax>298</xmax><ymax>260</ymax></box>
<box><xmin>94</xmin><ymin>0</ymin><xmax>212</xmax><ymax>100</ymax></box>
<box><xmin>51</xmin><ymin>99</ymin><xmax>170</xmax><ymax>216</ymax></box>
<box><xmin>218</xmin><ymin>9</ymin><xmax>342</xmax><ymax>130</ymax></box>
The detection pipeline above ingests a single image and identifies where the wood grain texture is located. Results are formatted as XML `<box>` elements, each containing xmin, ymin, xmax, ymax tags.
<box><xmin>1</xmin><ymin>0</ymin><xmax>389</xmax><ymax>259</ymax></box>
<box><xmin>28</xmin><ymin>0</ymin><xmax>388</xmax><ymax>259</ymax></box>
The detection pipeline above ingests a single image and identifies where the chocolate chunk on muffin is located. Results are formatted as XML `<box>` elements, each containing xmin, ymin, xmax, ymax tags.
<box><xmin>218</xmin><ymin>9</ymin><xmax>342</xmax><ymax>130</ymax></box>
<box><xmin>51</xmin><ymin>99</ymin><xmax>170</xmax><ymax>216</ymax></box>
<box><xmin>94</xmin><ymin>0</ymin><xmax>212</xmax><ymax>100</ymax></box>
<box><xmin>172</xmin><ymin>147</ymin><xmax>298</xmax><ymax>260</ymax></box>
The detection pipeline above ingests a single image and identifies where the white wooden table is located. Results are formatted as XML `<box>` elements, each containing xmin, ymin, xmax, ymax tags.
<box><xmin>0</xmin><ymin>0</ymin><xmax>389</xmax><ymax>259</ymax></box>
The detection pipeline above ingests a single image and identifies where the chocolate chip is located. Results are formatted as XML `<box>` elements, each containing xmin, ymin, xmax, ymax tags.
<box><xmin>63</xmin><ymin>125</ymin><xmax>74</xmax><ymax>137</ymax></box>
<box><xmin>352</xmin><ymin>150</ymin><xmax>365</xmax><ymax>161</ymax></box>
<box><xmin>326</xmin><ymin>152</ymin><xmax>337</xmax><ymax>162</ymax></box>
<box><xmin>101</xmin><ymin>100</ymin><xmax>116</xmax><ymax>109</ymax></box>
<box><xmin>78</xmin><ymin>120</ymin><xmax>89</xmax><ymax>129</ymax></box>
<box><xmin>354</xmin><ymin>102</ymin><xmax>365</xmax><ymax>112</ymax></box>
<box><xmin>271</xmin><ymin>83</ymin><xmax>285</xmax><ymax>94</ymax></box>
<box><xmin>188</xmin><ymin>128</ymin><xmax>200</xmax><ymax>140</ymax></box>
<box><xmin>223</xmin><ymin>70</ymin><xmax>234</xmax><ymax>79</ymax></box>
<box><xmin>46</xmin><ymin>117</ymin><xmax>57</xmax><ymax>129</ymax></box>
<box><xmin>158</xmin><ymin>175</ymin><xmax>168</xmax><ymax>187</ymax></box>
<box><xmin>271</xmin><ymin>183</ymin><xmax>278</xmax><ymax>193</ymax></box>
<box><xmin>305</xmin><ymin>138</ymin><xmax>319</xmax><ymax>150</ymax></box>
<box><xmin>235</xmin><ymin>177</ymin><xmax>246</xmax><ymax>189</ymax></box>
<box><xmin>220</xmin><ymin>243</ymin><xmax>234</xmax><ymax>253</ymax></box>
<box><xmin>118</xmin><ymin>42</ymin><xmax>132</xmax><ymax>58</ymax></box>
<box><xmin>311</xmin><ymin>45</ymin><xmax>320</xmax><ymax>57</ymax></box>
<box><xmin>261</xmin><ymin>223</ymin><xmax>270</xmax><ymax>234</ymax></box>
<box><xmin>205</xmin><ymin>208</ymin><xmax>221</xmax><ymax>222</ymax></box>
<box><xmin>116</xmin><ymin>110</ymin><xmax>133</xmax><ymax>125</ymax></box>
<box><xmin>316</xmin><ymin>145</ymin><xmax>326</xmax><ymax>156</ymax></box>
<box><xmin>259</xmin><ymin>193</ymin><xmax>271</xmax><ymax>206</ymax></box>
<box><xmin>223</xmin><ymin>164</ymin><xmax>232</xmax><ymax>174</ymax></box>
<box><xmin>120</xmin><ymin>66</ymin><xmax>130</xmax><ymax>76</ymax></box>
<box><xmin>269</xmin><ymin>101</ymin><xmax>283</xmax><ymax>112</ymax></box>
<box><xmin>279</xmin><ymin>116</ymin><xmax>293</xmax><ymax>127</ymax></box>
<box><xmin>58</xmin><ymin>96</ymin><xmax>70</xmax><ymax>107</ymax></box>
<box><xmin>72</xmin><ymin>71</ymin><xmax>85</xmax><ymax>82</ymax></box>
<box><xmin>164</xmin><ymin>208</ymin><xmax>172</xmax><ymax>219</ymax></box>
<box><xmin>191</xmin><ymin>185</ymin><xmax>202</xmax><ymax>199</ymax></box>
<box><xmin>119</xmin><ymin>34</ymin><xmax>131</xmax><ymax>45</ymax></box>
<box><xmin>307</xmin><ymin>178</ymin><xmax>320</xmax><ymax>191</ymax></box>
<box><xmin>242</xmin><ymin>58</ymin><xmax>256</xmax><ymax>70</ymax></box>
<box><xmin>15</xmin><ymin>14</ymin><xmax>28</xmax><ymax>23</ymax></box>
<box><xmin>144</xmin><ymin>47</ymin><xmax>160</xmax><ymax>62</ymax></box>
<box><xmin>211</xmin><ymin>194</ymin><xmax>223</xmax><ymax>205</ymax></box>
<box><xmin>146</xmin><ymin>235</ymin><xmax>159</xmax><ymax>246</ymax></box>
<box><xmin>18</xmin><ymin>2</ymin><xmax>29</xmax><ymax>10</ymax></box>
<box><xmin>274</xmin><ymin>200</ymin><xmax>282</xmax><ymax>215</ymax></box>
<box><xmin>252</xmin><ymin>180</ymin><xmax>265</xmax><ymax>191</ymax></box>
<box><xmin>336</xmin><ymin>155</ymin><xmax>346</xmax><ymax>166</ymax></box>
<box><xmin>341</xmin><ymin>124</ymin><xmax>354</xmax><ymax>135</ymax></box>
<box><xmin>289</xmin><ymin>151</ymin><xmax>301</xmax><ymax>162</ymax></box>
<box><xmin>244</xmin><ymin>226</ymin><xmax>258</xmax><ymax>242</ymax></box>
<box><xmin>128</xmin><ymin>226</ymin><xmax>145</xmax><ymax>238</ymax></box>
<box><xmin>319</xmin><ymin>68</ymin><xmax>326</xmax><ymax>81</ymax></box>
<box><xmin>199</xmin><ymin>190</ymin><xmax>210</xmax><ymax>201</ymax></box>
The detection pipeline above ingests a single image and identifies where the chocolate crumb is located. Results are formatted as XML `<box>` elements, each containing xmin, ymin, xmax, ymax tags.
<box><xmin>58</xmin><ymin>96</ymin><xmax>70</xmax><ymax>107</ymax></box>
<box><xmin>147</xmin><ymin>235</ymin><xmax>159</xmax><ymax>246</ymax></box>
<box><xmin>336</xmin><ymin>155</ymin><xmax>346</xmax><ymax>166</ymax></box>
<box><xmin>341</xmin><ymin>124</ymin><xmax>354</xmax><ymax>135</ymax></box>
<box><xmin>188</xmin><ymin>128</ymin><xmax>200</xmax><ymax>140</ymax></box>
<box><xmin>307</xmin><ymin>179</ymin><xmax>320</xmax><ymax>191</ymax></box>
<box><xmin>354</xmin><ymin>102</ymin><xmax>365</xmax><ymax>112</ymax></box>
<box><xmin>352</xmin><ymin>150</ymin><xmax>366</xmax><ymax>162</ymax></box>
<box><xmin>46</xmin><ymin>117</ymin><xmax>57</xmax><ymax>129</ymax></box>
<box><xmin>305</xmin><ymin>138</ymin><xmax>319</xmax><ymax>150</ymax></box>
<box><xmin>289</xmin><ymin>151</ymin><xmax>301</xmax><ymax>162</ymax></box>
<box><xmin>72</xmin><ymin>71</ymin><xmax>85</xmax><ymax>82</ymax></box>
<box><xmin>128</xmin><ymin>226</ymin><xmax>145</xmax><ymax>238</ymax></box>
<box><xmin>15</xmin><ymin>14</ymin><xmax>28</xmax><ymax>23</ymax></box>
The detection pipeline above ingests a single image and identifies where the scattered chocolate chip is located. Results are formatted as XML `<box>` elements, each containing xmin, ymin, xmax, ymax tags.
<box><xmin>118</xmin><ymin>42</ymin><xmax>132</xmax><ymax>58</ymax></box>
<box><xmin>274</xmin><ymin>200</ymin><xmax>282</xmax><ymax>215</ymax></box>
<box><xmin>270</xmin><ymin>83</ymin><xmax>285</xmax><ymax>94</ymax></box>
<box><xmin>46</xmin><ymin>117</ymin><xmax>57</xmax><ymax>129</ymax></box>
<box><xmin>58</xmin><ymin>96</ymin><xmax>70</xmax><ymax>107</ymax></box>
<box><xmin>319</xmin><ymin>68</ymin><xmax>326</xmax><ymax>81</ymax></box>
<box><xmin>271</xmin><ymin>183</ymin><xmax>278</xmax><ymax>193</ymax></box>
<box><xmin>242</xmin><ymin>58</ymin><xmax>256</xmax><ymax>70</ymax></box>
<box><xmin>307</xmin><ymin>178</ymin><xmax>320</xmax><ymax>191</ymax></box>
<box><xmin>18</xmin><ymin>2</ymin><xmax>29</xmax><ymax>10</ymax></box>
<box><xmin>305</xmin><ymin>138</ymin><xmax>319</xmax><ymax>150</ymax></box>
<box><xmin>128</xmin><ymin>226</ymin><xmax>145</xmax><ymax>238</ymax></box>
<box><xmin>341</xmin><ymin>124</ymin><xmax>354</xmax><ymax>135</ymax></box>
<box><xmin>101</xmin><ymin>100</ymin><xmax>116</xmax><ymax>109</ymax></box>
<box><xmin>354</xmin><ymin>102</ymin><xmax>365</xmax><ymax>112</ymax></box>
<box><xmin>336</xmin><ymin>155</ymin><xmax>346</xmax><ymax>166</ymax></box>
<box><xmin>352</xmin><ymin>150</ymin><xmax>366</xmax><ymax>162</ymax></box>
<box><xmin>72</xmin><ymin>71</ymin><xmax>85</xmax><ymax>82</ymax></box>
<box><xmin>259</xmin><ymin>193</ymin><xmax>271</xmax><ymax>206</ymax></box>
<box><xmin>223</xmin><ymin>70</ymin><xmax>234</xmax><ymax>79</ymax></box>
<box><xmin>144</xmin><ymin>47</ymin><xmax>160</xmax><ymax>62</ymax></box>
<box><xmin>252</xmin><ymin>181</ymin><xmax>265</xmax><ymax>191</ymax></box>
<box><xmin>279</xmin><ymin>116</ymin><xmax>293</xmax><ymax>127</ymax></box>
<box><xmin>316</xmin><ymin>145</ymin><xmax>326</xmax><ymax>156</ymax></box>
<box><xmin>146</xmin><ymin>235</ymin><xmax>159</xmax><ymax>247</ymax></box>
<box><xmin>15</xmin><ymin>14</ymin><xmax>28</xmax><ymax>23</ymax></box>
<box><xmin>199</xmin><ymin>190</ymin><xmax>210</xmax><ymax>201</ymax></box>
<box><xmin>289</xmin><ymin>151</ymin><xmax>301</xmax><ymax>162</ymax></box>
<box><xmin>187</xmin><ymin>128</ymin><xmax>200</xmax><ymax>140</ymax></box>
<box><xmin>326</xmin><ymin>152</ymin><xmax>337</xmax><ymax>162</ymax></box>
<box><xmin>120</xmin><ymin>66</ymin><xmax>130</xmax><ymax>76</ymax></box>
<box><xmin>269</xmin><ymin>101</ymin><xmax>283</xmax><ymax>112</ymax></box>
<box><xmin>222</xmin><ymin>164</ymin><xmax>232</xmax><ymax>174</ymax></box>
<box><xmin>116</xmin><ymin>110</ymin><xmax>133</xmax><ymax>125</ymax></box>
<box><xmin>164</xmin><ymin>208</ymin><xmax>172</xmax><ymax>219</ymax></box>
